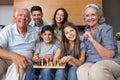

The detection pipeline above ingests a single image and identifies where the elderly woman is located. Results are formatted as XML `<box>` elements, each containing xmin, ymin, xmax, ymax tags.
<box><xmin>77</xmin><ymin>4</ymin><xmax>120</xmax><ymax>80</ymax></box>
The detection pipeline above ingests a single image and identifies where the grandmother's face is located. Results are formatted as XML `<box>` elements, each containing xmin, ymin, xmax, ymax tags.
<box><xmin>84</xmin><ymin>7</ymin><xmax>99</xmax><ymax>27</ymax></box>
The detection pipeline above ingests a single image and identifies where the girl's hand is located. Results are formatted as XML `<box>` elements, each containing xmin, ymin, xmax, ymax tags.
<box><xmin>60</xmin><ymin>56</ymin><xmax>73</xmax><ymax>64</ymax></box>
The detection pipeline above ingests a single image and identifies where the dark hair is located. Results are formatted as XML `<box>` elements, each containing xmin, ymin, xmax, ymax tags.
<box><xmin>31</xmin><ymin>5</ymin><xmax>42</xmax><ymax>13</ymax></box>
<box><xmin>60</xmin><ymin>22</ymin><xmax>80</xmax><ymax>59</ymax></box>
<box><xmin>52</xmin><ymin>8</ymin><xmax>68</xmax><ymax>30</ymax></box>
<box><xmin>41</xmin><ymin>25</ymin><xmax>54</xmax><ymax>35</ymax></box>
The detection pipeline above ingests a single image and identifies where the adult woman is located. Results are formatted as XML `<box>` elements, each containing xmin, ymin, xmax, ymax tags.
<box><xmin>77</xmin><ymin>4</ymin><xmax>120</xmax><ymax>80</ymax></box>
<box><xmin>52</xmin><ymin>8</ymin><xmax>68</xmax><ymax>45</ymax></box>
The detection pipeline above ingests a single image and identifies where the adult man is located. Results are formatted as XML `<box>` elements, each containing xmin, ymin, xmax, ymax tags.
<box><xmin>30</xmin><ymin>5</ymin><xmax>48</xmax><ymax>32</ymax></box>
<box><xmin>0</xmin><ymin>7</ymin><xmax>38</xmax><ymax>80</ymax></box>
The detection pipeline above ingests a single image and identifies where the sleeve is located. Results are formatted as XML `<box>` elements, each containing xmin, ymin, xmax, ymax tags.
<box><xmin>53</xmin><ymin>44</ymin><xmax>60</xmax><ymax>55</ymax></box>
<box><xmin>80</xmin><ymin>42</ymin><xmax>86</xmax><ymax>51</ymax></box>
<box><xmin>101</xmin><ymin>25</ymin><xmax>115</xmax><ymax>50</ymax></box>
<box><xmin>34</xmin><ymin>42</ymin><xmax>41</xmax><ymax>54</ymax></box>
<box><xmin>0</xmin><ymin>26</ymin><xmax>9</xmax><ymax>48</ymax></box>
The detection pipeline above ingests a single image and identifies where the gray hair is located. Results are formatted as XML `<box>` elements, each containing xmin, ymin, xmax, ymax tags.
<box><xmin>83</xmin><ymin>4</ymin><xmax>105</xmax><ymax>24</ymax></box>
<box><xmin>15</xmin><ymin>7</ymin><xmax>30</xmax><ymax>18</ymax></box>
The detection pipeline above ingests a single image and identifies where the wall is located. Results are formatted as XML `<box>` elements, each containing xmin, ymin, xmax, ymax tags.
<box><xmin>102</xmin><ymin>0</ymin><xmax>120</xmax><ymax>34</ymax></box>
<box><xmin>14</xmin><ymin>0</ymin><xmax>102</xmax><ymax>25</ymax></box>
<box><xmin>0</xmin><ymin>5</ymin><xmax>13</xmax><ymax>25</ymax></box>
<box><xmin>0</xmin><ymin>0</ymin><xmax>13</xmax><ymax>5</ymax></box>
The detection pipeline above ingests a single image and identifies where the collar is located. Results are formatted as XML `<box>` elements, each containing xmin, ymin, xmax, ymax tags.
<box><xmin>13</xmin><ymin>24</ymin><xmax>33</xmax><ymax>36</ymax></box>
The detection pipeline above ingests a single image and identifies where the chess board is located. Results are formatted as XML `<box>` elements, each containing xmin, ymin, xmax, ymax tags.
<box><xmin>33</xmin><ymin>64</ymin><xmax>66</xmax><ymax>69</ymax></box>
<box><xmin>33</xmin><ymin>58</ymin><xmax>66</xmax><ymax>69</ymax></box>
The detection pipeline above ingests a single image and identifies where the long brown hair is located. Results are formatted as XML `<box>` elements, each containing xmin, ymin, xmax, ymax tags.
<box><xmin>60</xmin><ymin>22</ymin><xmax>80</xmax><ymax>59</ymax></box>
<box><xmin>52</xmin><ymin>8</ymin><xmax>68</xmax><ymax>30</ymax></box>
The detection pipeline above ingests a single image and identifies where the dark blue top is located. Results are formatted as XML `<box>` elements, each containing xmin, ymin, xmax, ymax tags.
<box><xmin>84</xmin><ymin>23</ymin><xmax>120</xmax><ymax>64</ymax></box>
<box><xmin>68</xmin><ymin>42</ymin><xmax>86</xmax><ymax>56</ymax></box>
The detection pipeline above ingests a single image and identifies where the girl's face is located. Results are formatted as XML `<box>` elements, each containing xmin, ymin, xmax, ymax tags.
<box><xmin>64</xmin><ymin>26</ymin><xmax>76</xmax><ymax>41</ymax></box>
<box><xmin>84</xmin><ymin>7</ymin><xmax>99</xmax><ymax>28</ymax></box>
<box><xmin>41</xmin><ymin>31</ymin><xmax>53</xmax><ymax>44</ymax></box>
<box><xmin>55</xmin><ymin>10</ymin><xmax>64</xmax><ymax>24</ymax></box>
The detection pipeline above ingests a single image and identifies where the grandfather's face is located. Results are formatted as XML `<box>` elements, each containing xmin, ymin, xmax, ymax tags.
<box><xmin>15</xmin><ymin>9</ymin><xmax>31</xmax><ymax>29</ymax></box>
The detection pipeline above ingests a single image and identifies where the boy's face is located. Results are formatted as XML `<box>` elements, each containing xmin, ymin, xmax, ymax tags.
<box><xmin>41</xmin><ymin>30</ymin><xmax>53</xmax><ymax>44</ymax></box>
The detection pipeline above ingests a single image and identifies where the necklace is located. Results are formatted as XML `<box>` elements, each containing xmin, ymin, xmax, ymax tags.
<box><xmin>90</xmin><ymin>27</ymin><xmax>97</xmax><ymax>36</ymax></box>
<box><xmin>90</xmin><ymin>27</ymin><xmax>97</xmax><ymax>30</ymax></box>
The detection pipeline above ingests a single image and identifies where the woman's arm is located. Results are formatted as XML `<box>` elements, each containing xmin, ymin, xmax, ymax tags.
<box><xmin>84</xmin><ymin>32</ymin><xmax>115</xmax><ymax>58</ymax></box>
<box><xmin>54</xmin><ymin>33</ymin><xmax>62</xmax><ymax>41</ymax></box>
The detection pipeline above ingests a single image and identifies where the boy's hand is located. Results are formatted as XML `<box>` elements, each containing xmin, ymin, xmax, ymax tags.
<box><xmin>42</xmin><ymin>55</ymin><xmax>52</xmax><ymax>60</ymax></box>
<box><xmin>32</xmin><ymin>53</ymin><xmax>39</xmax><ymax>62</ymax></box>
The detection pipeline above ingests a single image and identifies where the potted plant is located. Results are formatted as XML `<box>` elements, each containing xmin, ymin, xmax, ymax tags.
<box><xmin>116</xmin><ymin>32</ymin><xmax>120</xmax><ymax>53</ymax></box>
<box><xmin>116</xmin><ymin>32</ymin><xmax>120</xmax><ymax>41</ymax></box>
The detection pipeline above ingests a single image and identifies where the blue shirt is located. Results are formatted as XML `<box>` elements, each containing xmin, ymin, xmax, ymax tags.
<box><xmin>68</xmin><ymin>42</ymin><xmax>86</xmax><ymax>56</ymax></box>
<box><xmin>84</xmin><ymin>23</ymin><xmax>120</xmax><ymax>64</ymax></box>
<box><xmin>0</xmin><ymin>24</ymin><xmax>39</xmax><ymax>60</ymax></box>
<box><xmin>29</xmin><ymin>20</ymin><xmax>48</xmax><ymax>32</ymax></box>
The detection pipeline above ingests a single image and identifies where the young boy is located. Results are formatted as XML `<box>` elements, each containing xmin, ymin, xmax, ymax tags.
<box><xmin>25</xmin><ymin>25</ymin><xmax>58</xmax><ymax>80</ymax></box>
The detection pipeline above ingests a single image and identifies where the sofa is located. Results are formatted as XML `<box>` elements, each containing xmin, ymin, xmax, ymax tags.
<box><xmin>0</xmin><ymin>26</ymin><xmax>120</xmax><ymax>80</ymax></box>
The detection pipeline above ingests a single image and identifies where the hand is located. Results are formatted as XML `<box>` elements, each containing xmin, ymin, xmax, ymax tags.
<box><xmin>32</xmin><ymin>53</ymin><xmax>40</xmax><ymax>62</ymax></box>
<box><xmin>11</xmin><ymin>53</ymin><xmax>29</xmax><ymax>73</ymax></box>
<box><xmin>84</xmin><ymin>32</ymin><xmax>93</xmax><ymax>41</ymax></box>
<box><xmin>60</xmin><ymin>56</ymin><xmax>72</xmax><ymax>64</ymax></box>
<box><xmin>42</xmin><ymin>55</ymin><xmax>52</xmax><ymax>60</ymax></box>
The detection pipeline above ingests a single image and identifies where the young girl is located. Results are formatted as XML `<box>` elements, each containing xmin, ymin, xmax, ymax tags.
<box><xmin>25</xmin><ymin>25</ymin><xmax>58</xmax><ymax>80</ymax></box>
<box><xmin>52</xmin><ymin>8</ymin><xmax>68</xmax><ymax>45</ymax></box>
<box><xmin>54</xmin><ymin>22</ymin><xmax>86</xmax><ymax>80</ymax></box>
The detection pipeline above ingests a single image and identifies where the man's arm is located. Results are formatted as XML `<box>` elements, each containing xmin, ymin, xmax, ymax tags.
<box><xmin>0</xmin><ymin>47</ymin><xmax>29</xmax><ymax>73</ymax></box>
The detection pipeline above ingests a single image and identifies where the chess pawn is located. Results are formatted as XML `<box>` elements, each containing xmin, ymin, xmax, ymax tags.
<box><xmin>46</xmin><ymin>58</ymin><xmax>49</xmax><ymax>66</ymax></box>
<box><xmin>49</xmin><ymin>60</ymin><xmax>53</xmax><ymax>66</ymax></box>
<box><xmin>41</xmin><ymin>58</ymin><xmax>44</xmax><ymax>66</ymax></box>
<box><xmin>38</xmin><ymin>60</ymin><xmax>41</xmax><ymax>65</ymax></box>
<box><xmin>57</xmin><ymin>59</ymin><xmax>60</xmax><ymax>66</ymax></box>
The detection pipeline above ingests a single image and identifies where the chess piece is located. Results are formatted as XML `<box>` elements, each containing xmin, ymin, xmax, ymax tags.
<box><xmin>41</xmin><ymin>58</ymin><xmax>44</xmax><ymax>66</ymax></box>
<box><xmin>57</xmin><ymin>59</ymin><xmax>60</xmax><ymax>66</ymax></box>
<box><xmin>49</xmin><ymin>60</ymin><xmax>53</xmax><ymax>66</ymax></box>
<box><xmin>38</xmin><ymin>60</ymin><xmax>41</xmax><ymax>65</ymax></box>
<box><xmin>46</xmin><ymin>58</ymin><xmax>49</xmax><ymax>66</ymax></box>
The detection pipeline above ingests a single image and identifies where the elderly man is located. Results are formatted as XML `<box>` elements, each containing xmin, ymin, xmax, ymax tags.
<box><xmin>0</xmin><ymin>7</ymin><xmax>39</xmax><ymax>80</ymax></box>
